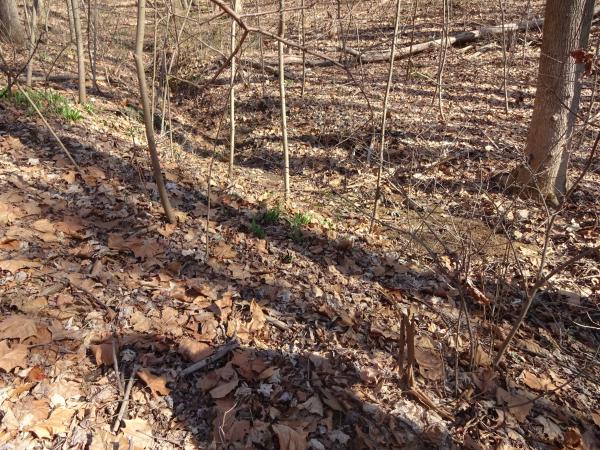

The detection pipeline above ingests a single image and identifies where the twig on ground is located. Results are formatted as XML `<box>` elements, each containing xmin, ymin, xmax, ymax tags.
<box><xmin>180</xmin><ymin>339</ymin><xmax>240</xmax><ymax>377</ymax></box>
<box><xmin>112</xmin><ymin>365</ymin><xmax>139</xmax><ymax>433</ymax></box>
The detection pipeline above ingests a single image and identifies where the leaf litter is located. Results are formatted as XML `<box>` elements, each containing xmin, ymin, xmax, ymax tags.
<box><xmin>0</xmin><ymin>2</ymin><xmax>599</xmax><ymax>449</ymax></box>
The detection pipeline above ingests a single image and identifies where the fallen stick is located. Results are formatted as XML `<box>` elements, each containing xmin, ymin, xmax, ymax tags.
<box><xmin>112</xmin><ymin>365</ymin><xmax>138</xmax><ymax>433</ymax></box>
<box><xmin>272</xmin><ymin>5</ymin><xmax>600</xmax><ymax>67</ymax></box>
<box><xmin>180</xmin><ymin>339</ymin><xmax>240</xmax><ymax>377</ymax></box>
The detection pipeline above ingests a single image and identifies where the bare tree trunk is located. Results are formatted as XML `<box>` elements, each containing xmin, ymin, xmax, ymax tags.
<box><xmin>134</xmin><ymin>0</ymin><xmax>176</xmax><ymax>224</ymax></box>
<box><xmin>26</xmin><ymin>0</ymin><xmax>37</xmax><ymax>86</ymax></box>
<box><xmin>499</xmin><ymin>0</ymin><xmax>509</xmax><ymax>113</ymax></box>
<box><xmin>370</xmin><ymin>0</ymin><xmax>402</xmax><ymax>232</ymax></box>
<box><xmin>70</xmin><ymin>0</ymin><xmax>86</xmax><ymax>103</ymax></box>
<box><xmin>278</xmin><ymin>0</ymin><xmax>290</xmax><ymax>200</ymax></box>
<box><xmin>522</xmin><ymin>0</ymin><xmax>531</xmax><ymax>65</ymax></box>
<box><xmin>66</xmin><ymin>0</ymin><xmax>74</xmax><ymax>42</ymax></box>
<box><xmin>228</xmin><ymin>0</ymin><xmax>239</xmax><ymax>178</ymax></box>
<box><xmin>516</xmin><ymin>0</ymin><xmax>595</xmax><ymax>205</ymax></box>
<box><xmin>0</xmin><ymin>0</ymin><xmax>26</xmax><ymax>45</ymax></box>
<box><xmin>405</xmin><ymin>0</ymin><xmax>418</xmax><ymax>79</ymax></box>
<box><xmin>300</xmin><ymin>0</ymin><xmax>306</xmax><ymax>96</ymax></box>
<box><xmin>87</xmin><ymin>0</ymin><xmax>100</xmax><ymax>92</ymax></box>
<box><xmin>432</xmin><ymin>0</ymin><xmax>448</xmax><ymax>120</ymax></box>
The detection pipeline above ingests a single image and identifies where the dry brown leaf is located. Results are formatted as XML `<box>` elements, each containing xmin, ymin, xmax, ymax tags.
<box><xmin>89</xmin><ymin>430</ymin><xmax>130</xmax><ymax>450</ymax></box>
<box><xmin>26</xmin><ymin>366</ymin><xmax>46</xmax><ymax>382</ymax></box>
<box><xmin>48</xmin><ymin>380</ymin><xmax>82</xmax><ymax>406</ymax></box>
<box><xmin>55</xmin><ymin>216</ymin><xmax>86</xmax><ymax>235</ymax></box>
<box><xmin>414</xmin><ymin>344</ymin><xmax>443</xmax><ymax>381</ymax></box>
<box><xmin>534</xmin><ymin>415</ymin><xmax>563</xmax><ymax>442</ymax></box>
<box><xmin>496</xmin><ymin>388</ymin><xmax>532</xmax><ymax>422</ymax></box>
<box><xmin>0</xmin><ymin>341</ymin><xmax>28</xmax><ymax>372</ymax></box>
<box><xmin>128</xmin><ymin>238</ymin><xmax>162</xmax><ymax>260</ymax></box>
<box><xmin>138</xmin><ymin>369</ymin><xmax>171</xmax><ymax>397</ymax></box>
<box><xmin>210</xmin><ymin>373</ymin><xmax>239</xmax><ymax>399</ymax></box>
<box><xmin>299</xmin><ymin>395</ymin><xmax>324</xmax><ymax>416</ymax></box>
<box><xmin>0</xmin><ymin>238</ymin><xmax>22</xmax><ymax>250</ymax></box>
<box><xmin>248</xmin><ymin>301</ymin><xmax>266</xmax><ymax>332</ymax></box>
<box><xmin>592</xmin><ymin>410</ymin><xmax>600</xmax><ymax>428</ymax></box>
<box><xmin>213</xmin><ymin>242</ymin><xmax>237</xmax><ymax>260</ymax></box>
<box><xmin>464</xmin><ymin>278</ymin><xmax>491</xmax><ymax>305</ymax></box>
<box><xmin>473</xmin><ymin>344</ymin><xmax>492</xmax><ymax>367</ymax></box>
<box><xmin>178</xmin><ymin>339</ymin><xmax>214</xmax><ymax>362</ymax></box>
<box><xmin>28</xmin><ymin>407</ymin><xmax>75</xmax><ymax>439</ymax></box>
<box><xmin>107</xmin><ymin>234</ymin><xmax>129</xmax><ymax>251</ymax></box>
<box><xmin>272</xmin><ymin>423</ymin><xmax>308</xmax><ymax>450</ymax></box>
<box><xmin>521</xmin><ymin>371</ymin><xmax>557</xmax><ymax>392</ymax></box>
<box><xmin>0</xmin><ymin>259</ymin><xmax>42</xmax><ymax>274</ymax></box>
<box><xmin>0</xmin><ymin>315</ymin><xmax>37</xmax><ymax>340</ymax></box>
<box><xmin>122</xmin><ymin>418</ymin><xmax>153</xmax><ymax>449</ymax></box>
<box><xmin>13</xmin><ymin>398</ymin><xmax>50</xmax><ymax>430</ymax></box>
<box><xmin>90</xmin><ymin>343</ymin><xmax>114</xmax><ymax>366</ymax></box>
<box><xmin>130</xmin><ymin>310</ymin><xmax>151</xmax><ymax>332</ymax></box>
<box><xmin>31</xmin><ymin>219</ymin><xmax>55</xmax><ymax>234</ymax></box>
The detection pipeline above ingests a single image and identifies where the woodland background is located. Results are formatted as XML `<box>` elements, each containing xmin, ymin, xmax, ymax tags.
<box><xmin>0</xmin><ymin>0</ymin><xmax>598</xmax><ymax>449</ymax></box>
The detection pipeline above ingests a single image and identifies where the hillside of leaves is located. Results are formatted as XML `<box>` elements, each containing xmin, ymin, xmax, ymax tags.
<box><xmin>0</xmin><ymin>0</ymin><xmax>599</xmax><ymax>449</ymax></box>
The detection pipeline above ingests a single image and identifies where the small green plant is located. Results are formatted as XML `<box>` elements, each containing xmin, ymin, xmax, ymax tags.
<box><xmin>291</xmin><ymin>212</ymin><xmax>311</xmax><ymax>228</ymax></box>
<box><xmin>281</xmin><ymin>251</ymin><xmax>294</xmax><ymax>264</ymax></box>
<box><xmin>249</xmin><ymin>220</ymin><xmax>266</xmax><ymax>239</ymax></box>
<box><xmin>320</xmin><ymin>217</ymin><xmax>334</xmax><ymax>230</ymax></box>
<box><xmin>261</xmin><ymin>204</ymin><xmax>282</xmax><ymax>225</ymax></box>
<box><xmin>83</xmin><ymin>102</ymin><xmax>95</xmax><ymax>114</ymax></box>
<box><xmin>288</xmin><ymin>212</ymin><xmax>311</xmax><ymax>242</ymax></box>
<box><xmin>0</xmin><ymin>87</ymin><xmax>83</xmax><ymax>122</ymax></box>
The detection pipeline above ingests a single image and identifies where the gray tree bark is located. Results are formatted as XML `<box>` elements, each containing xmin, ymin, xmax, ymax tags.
<box><xmin>517</xmin><ymin>0</ymin><xmax>595</xmax><ymax>205</ymax></box>
<box><xmin>0</xmin><ymin>0</ymin><xmax>25</xmax><ymax>46</ymax></box>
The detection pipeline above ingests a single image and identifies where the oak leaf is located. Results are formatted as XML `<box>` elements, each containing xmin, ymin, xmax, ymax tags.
<box><xmin>138</xmin><ymin>369</ymin><xmax>171</xmax><ymax>397</ymax></box>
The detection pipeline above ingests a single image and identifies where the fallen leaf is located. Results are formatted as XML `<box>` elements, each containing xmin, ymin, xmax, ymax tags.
<box><xmin>248</xmin><ymin>301</ymin><xmax>266</xmax><ymax>332</ymax></box>
<box><xmin>0</xmin><ymin>259</ymin><xmax>42</xmax><ymax>274</ymax></box>
<box><xmin>496</xmin><ymin>388</ymin><xmax>532</xmax><ymax>422</ymax></box>
<box><xmin>128</xmin><ymin>238</ymin><xmax>162</xmax><ymax>260</ymax></box>
<box><xmin>89</xmin><ymin>430</ymin><xmax>130</xmax><ymax>450</ymax></box>
<box><xmin>299</xmin><ymin>395</ymin><xmax>324</xmax><ymax>416</ymax></box>
<box><xmin>521</xmin><ymin>371</ymin><xmax>557</xmax><ymax>392</ymax></box>
<box><xmin>90</xmin><ymin>343</ymin><xmax>114</xmax><ymax>366</ymax></box>
<box><xmin>0</xmin><ymin>316</ymin><xmax>37</xmax><ymax>340</ymax></box>
<box><xmin>534</xmin><ymin>415</ymin><xmax>563</xmax><ymax>442</ymax></box>
<box><xmin>122</xmin><ymin>418</ymin><xmax>153</xmax><ymax>449</ymax></box>
<box><xmin>213</xmin><ymin>242</ymin><xmax>237</xmax><ymax>260</ymax></box>
<box><xmin>138</xmin><ymin>369</ymin><xmax>171</xmax><ymax>397</ymax></box>
<box><xmin>210</xmin><ymin>373</ymin><xmax>239</xmax><ymax>399</ymax></box>
<box><xmin>272</xmin><ymin>423</ymin><xmax>308</xmax><ymax>450</ymax></box>
<box><xmin>473</xmin><ymin>344</ymin><xmax>492</xmax><ymax>367</ymax></box>
<box><xmin>178</xmin><ymin>339</ymin><xmax>214</xmax><ymax>362</ymax></box>
<box><xmin>26</xmin><ymin>366</ymin><xmax>46</xmax><ymax>382</ymax></box>
<box><xmin>414</xmin><ymin>343</ymin><xmax>443</xmax><ymax>381</ymax></box>
<box><xmin>28</xmin><ymin>407</ymin><xmax>75</xmax><ymax>438</ymax></box>
<box><xmin>31</xmin><ymin>219</ymin><xmax>55</xmax><ymax>234</ymax></box>
<box><xmin>464</xmin><ymin>278</ymin><xmax>491</xmax><ymax>305</ymax></box>
<box><xmin>13</xmin><ymin>398</ymin><xmax>50</xmax><ymax>430</ymax></box>
<box><xmin>0</xmin><ymin>341</ymin><xmax>28</xmax><ymax>372</ymax></box>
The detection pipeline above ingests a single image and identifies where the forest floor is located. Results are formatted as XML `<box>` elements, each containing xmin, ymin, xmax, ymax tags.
<box><xmin>0</xmin><ymin>1</ymin><xmax>599</xmax><ymax>449</ymax></box>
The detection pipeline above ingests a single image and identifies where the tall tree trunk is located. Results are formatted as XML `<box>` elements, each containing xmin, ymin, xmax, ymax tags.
<box><xmin>26</xmin><ymin>0</ymin><xmax>38</xmax><ymax>86</ymax></box>
<box><xmin>0</xmin><ymin>0</ymin><xmax>25</xmax><ymax>45</ymax></box>
<box><xmin>370</xmin><ymin>0</ymin><xmax>402</xmax><ymax>232</ymax></box>
<box><xmin>70</xmin><ymin>0</ymin><xmax>86</xmax><ymax>103</ymax></box>
<box><xmin>278</xmin><ymin>0</ymin><xmax>290</xmax><ymax>200</ymax></box>
<box><xmin>228</xmin><ymin>0</ymin><xmax>238</xmax><ymax>178</ymax></box>
<box><xmin>134</xmin><ymin>0</ymin><xmax>176</xmax><ymax>224</ymax></box>
<box><xmin>517</xmin><ymin>0</ymin><xmax>595</xmax><ymax>205</ymax></box>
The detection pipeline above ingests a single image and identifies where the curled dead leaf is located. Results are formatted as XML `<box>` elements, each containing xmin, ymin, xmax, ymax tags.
<box><xmin>138</xmin><ymin>369</ymin><xmax>171</xmax><ymax>397</ymax></box>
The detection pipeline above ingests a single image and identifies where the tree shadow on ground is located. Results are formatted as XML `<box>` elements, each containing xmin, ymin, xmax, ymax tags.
<box><xmin>2</xmin><ymin>103</ymin><xmax>598</xmax><ymax>450</ymax></box>
<box><xmin>88</xmin><ymin>332</ymin><xmax>448</xmax><ymax>449</ymax></box>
